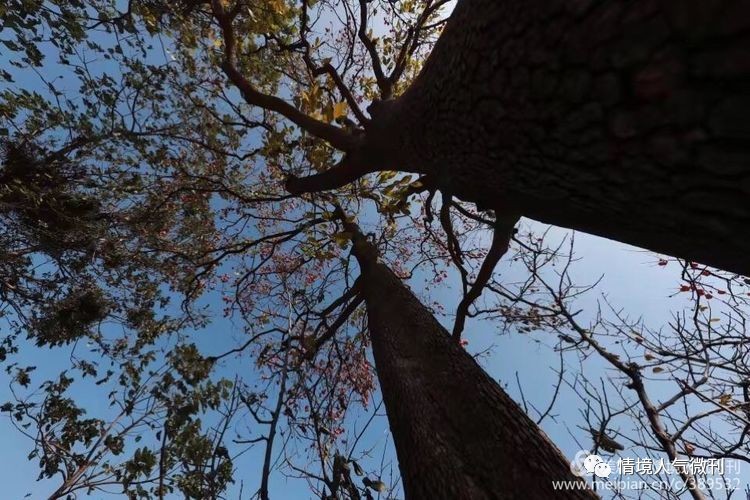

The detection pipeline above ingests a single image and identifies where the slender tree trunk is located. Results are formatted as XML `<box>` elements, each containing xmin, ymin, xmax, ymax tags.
<box><xmin>385</xmin><ymin>0</ymin><xmax>750</xmax><ymax>277</ymax></box>
<box><xmin>345</xmin><ymin>225</ymin><xmax>596</xmax><ymax>499</ymax></box>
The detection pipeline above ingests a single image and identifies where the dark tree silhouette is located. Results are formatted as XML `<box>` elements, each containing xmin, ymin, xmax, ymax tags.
<box><xmin>290</xmin><ymin>0</ymin><xmax>750</xmax><ymax>277</ymax></box>
<box><xmin>338</xmin><ymin>211</ymin><xmax>596</xmax><ymax>499</ymax></box>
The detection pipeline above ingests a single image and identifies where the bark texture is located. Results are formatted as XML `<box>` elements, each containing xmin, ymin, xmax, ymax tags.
<box><xmin>347</xmin><ymin>227</ymin><xmax>596</xmax><ymax>499</ymax></box>
<box><xmin>371</xmin><ymin>0</ymin><xmax>750</xmax><ymax>277</ymax></box>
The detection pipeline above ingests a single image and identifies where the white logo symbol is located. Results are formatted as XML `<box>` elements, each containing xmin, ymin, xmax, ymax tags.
<box><xmin>594</xmin><ymin>461</ymin><xmax>612</xmax><ymax>478</ymax></box>
<box><xmin>571</xmin><ymin>450</ymin><xmax>612</xmax><ymax>478</ymax></box>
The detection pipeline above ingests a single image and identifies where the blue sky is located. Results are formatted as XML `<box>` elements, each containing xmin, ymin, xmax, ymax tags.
<box><xmin>0</xmin><ymin>221</ymin><xmax>716</xmax><ymax>500</ymax></box>
<box><xmin>1</xmin><ymin>4</ymin><xmax>749</xmax><ymax>499</ymax></box>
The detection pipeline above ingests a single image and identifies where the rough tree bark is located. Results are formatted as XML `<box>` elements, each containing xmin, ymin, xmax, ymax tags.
<box><xmin>290</xmin><ymin>0</ymin><xmax>750</xmax><ymax>277</ymax></box>
<box><xmin>343</xmin><ymin>220</ymin><xmax>596</xmax><ymax>499</ymax></box>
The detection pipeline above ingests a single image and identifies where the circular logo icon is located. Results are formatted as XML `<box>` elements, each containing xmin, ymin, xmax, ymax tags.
<box><xmin>583</xmin><ymin>454</ymin><xmax>603</xmax><ymax>475</ymax></box>
<box><xmin>594</xmin><ymin>461</ymin><xmax>612</xmax><ymax>478</ymax></box>
<box><xmin>570</xmin><ymin>451</ymin><xmax>612</xmax><ymax>478</ymax></box>
<box><xmin>570</xmin><ymin>450</ymin><xmax>590</xmax><ymax>477</ymax></box>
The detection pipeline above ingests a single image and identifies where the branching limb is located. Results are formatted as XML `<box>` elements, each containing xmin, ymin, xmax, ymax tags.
<box><xmin>258</xmin><ymin>321</ymin><xmax>293</xmax><ymax>500</ymax></box>
<box><xmin>211</xmin><ymin>0</ymin><xmax>358</xmax><ymax>151</ymax></box>
<box><xmin>316</xmin><ymin>281</ymin><xmax>361</xmax><ymax>319</ymax></box>
<box><xmin>298</xmin><ymin>0</ymin><xmax>369</xmax><ymax>126</ymax></box>
<box><xmin>439</xmin><ymin>194</ymin><xmax>464</xmax><ymax>266</ymax></box>
<box><xmin>439</xmin><ymin>194</ymin><xmax>469</xmax><ymax>315</ymax></box>
<box><xmin>389</xmin><ymin>0</ymin><xmax>452</xmax><ymax>86</ymax></box>
<box><xmin>358</xmin><ymin>0</ymin><xmax>390</xmax><ymax>98</ymax></box>
<box><xmin>285</xmin><ymin>156</ymin><xmax>378</xmax><ymax>195</ymax></box>
<box><xmin>309</xmin><ymin>294</ymin><xmax>364</xmax><ymax>358</ymax></box>
<box><xmin>452</xmin><ymin>213</ymin><xmax>519</xmax><ymax>341</ymax></box>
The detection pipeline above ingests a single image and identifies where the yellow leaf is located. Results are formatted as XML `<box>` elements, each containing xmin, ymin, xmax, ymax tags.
<box><xmin>333</xmin><ymin>232</ymin><xmax>352</xmax><ymax>249</ymax></box>
<box><xmin>332</xmin><ymin>101</ymin><xmax>348</xmax><ymax>120</ymax></box>
<box><xmin>269</xmin><ymin>0</ymin><xmax>287</xmax><ymax>14</ymax></box>
<box><xmin>378</xmin><ymin>171</ymin><xmax>396</xmax><ymax>182</ymax></box>
<box><xmin>718</xmin><ymin>394</ymin><xmax>732</xmax><ymax>405</ymax></box>
<box><xmin>371</xmin><ymin>480</ymin><xmax>387</xmax><ymax>492</ymax></box>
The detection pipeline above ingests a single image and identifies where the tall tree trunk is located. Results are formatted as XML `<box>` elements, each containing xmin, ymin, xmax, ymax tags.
<box><xmin>293</xmin><ymin>0</ymin><xmax>750</xmax><ymax>277</ymax></box>
<box><xmin>385</xmin><ymin>0</ymin><xmax>750</xmax><ymax>277</ymax></box>
<box><xmin>345</xmin><ymin>225</ymin><xmax>596</xmax><ymax>499</ymax></box>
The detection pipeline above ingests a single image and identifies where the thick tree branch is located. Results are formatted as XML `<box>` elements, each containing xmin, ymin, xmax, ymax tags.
<box><xmin>358</xmin><ymin>0</ymin><xmax>391</xmax><ymax>98</ymax></box>
<box><xmin>212</xmin><ymin>1</ymin><xmax>358</xmax><ymax>151</ymax></box>
<box><xmin>452</xmin><ymin>214</ymin><xmax>519</xmax><ymax>340</ymax></box>
<box><xmin>439</xmin><ymin>194</ymin><xmax>464</xmax><ymax>266</ymax></box>
<box><xmin>389</xmin><ymin>0</ymin><xmax>451</xmax><ymax>86</ymax></box>
<box><xmin>316</xmin><ymin>281</ymin><xmax>361</xmax><ymax>319</ymax></box>
<box><xmin>285</xmin><ymin>156</ymin><xmax>377</xmax><ymax>195</ymax></box>
<box><xmin>439</xmin><ymin>195</ymin><xmax>470</xmax><ymax>316</ymax></box>
<box><xmin>310</xmin><ymin>294</ymin><xmax>364</xmax><ymax>357</ymax></box>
